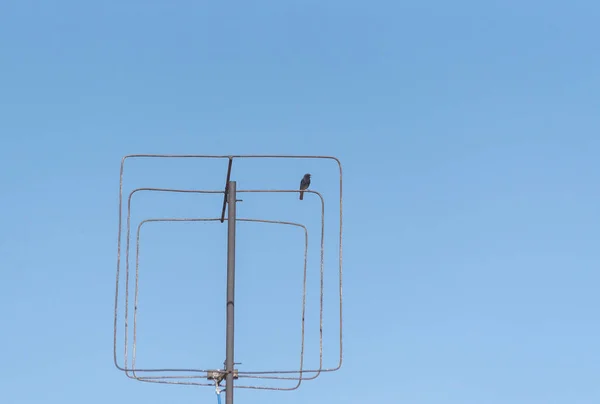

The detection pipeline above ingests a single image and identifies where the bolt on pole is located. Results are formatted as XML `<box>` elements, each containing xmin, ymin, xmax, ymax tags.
<box><xmin>225</xmin><ymin>181</ymin><xmax>237</xmax><ymax>404</ymax></box>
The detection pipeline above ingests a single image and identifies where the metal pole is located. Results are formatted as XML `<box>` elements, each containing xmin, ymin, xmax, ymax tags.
<box><xmin>225</xmin><ymin>181</ymin><xmax>236</xmax><ymax>404</ymax></box>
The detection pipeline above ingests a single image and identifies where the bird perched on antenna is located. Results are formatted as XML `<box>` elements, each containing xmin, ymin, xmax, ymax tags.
<box><xmin>299</xmin><ymin>173</ymin><xmax>311</xmax><ymax>200</ymax></box>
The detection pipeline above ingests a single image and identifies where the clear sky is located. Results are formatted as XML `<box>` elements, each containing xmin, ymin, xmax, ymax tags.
<box><xmin>1</xmin><ymin>1</ymin><xmax>599</xmax><ymax>403</ymax></box>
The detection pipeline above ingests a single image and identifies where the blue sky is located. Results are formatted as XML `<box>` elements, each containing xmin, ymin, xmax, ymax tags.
<box><xmin>1</xmin><ymin>1</ymin><xmax>600</xmax><ymax>403</ymax></box>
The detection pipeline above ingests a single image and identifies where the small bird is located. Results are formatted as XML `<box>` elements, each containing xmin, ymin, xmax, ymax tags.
<box><xmin>299</xmin><ymin>173</ymin><xmax>311</xmax><ymax>200</ymax></box>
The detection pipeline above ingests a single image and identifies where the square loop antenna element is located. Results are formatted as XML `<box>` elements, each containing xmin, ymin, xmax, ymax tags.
<box><xmin>129</xmin><ymin>214</ymin><xmax>313</xmax><ymax>391</ymax></box>
<box><xmin>113</xmin><ymin>155</ymin><xmax>344</xmax><ymax>394</ymax></box>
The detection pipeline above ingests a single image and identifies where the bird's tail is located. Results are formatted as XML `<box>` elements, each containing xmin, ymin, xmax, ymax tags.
<box><xmin>299</xmin><ymin>191</ymin><xmax>304</xmax><ymax>200</ymax></box>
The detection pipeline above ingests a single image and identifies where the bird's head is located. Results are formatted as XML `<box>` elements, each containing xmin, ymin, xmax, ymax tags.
<box><xmin>305</xmin><ymin>173</ymin><xmax>311</xmax><ymax>179</ymax></box>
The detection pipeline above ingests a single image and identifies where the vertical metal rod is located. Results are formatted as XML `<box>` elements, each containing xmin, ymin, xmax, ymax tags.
<box><xmin>225</xmin><ymin>181</ymin><xmax>236</xmax><ymax>404</ymax></box>
<box><xmin>220</xmin><ymin>158</ymin><xmax>234</xmax><ymax>223</ymax></box>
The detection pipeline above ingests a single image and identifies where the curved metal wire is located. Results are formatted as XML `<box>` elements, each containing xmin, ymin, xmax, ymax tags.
<box><xmin>131</xmin><ymin>217</ymin><xmax>309</xmax><ymax>391</ymax></box>
<box><xmin>117</xmin><ymin>188</ymin><xmax>325</xmax><ymax>381</ymax></box>
<box><xmin>114</xmin><ymin>155</ymin><xmax>344</xmax><ymax>390</ymax></box>
<box><xmin>119</xmin><ymin>188</ymin><xmax>324</xmax><ymax>389</ymax></box>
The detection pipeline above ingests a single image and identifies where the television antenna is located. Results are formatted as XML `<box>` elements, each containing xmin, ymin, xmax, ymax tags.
<box><xmin>113</xmin><ymin>155</ymin><xmax>344</xmax><ymax>403</ymax></box>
